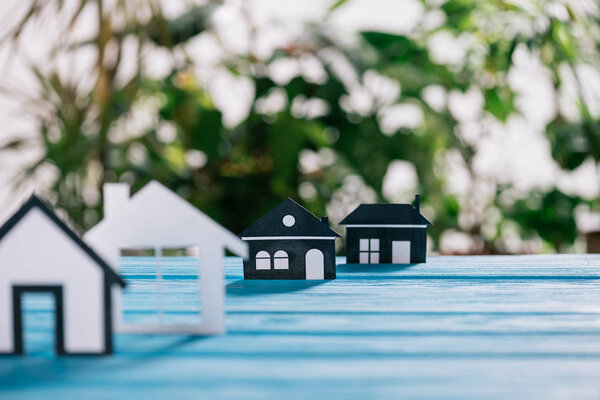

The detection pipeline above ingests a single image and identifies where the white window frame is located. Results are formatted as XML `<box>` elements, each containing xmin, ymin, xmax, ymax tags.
<box><xmin>273</xmin><ymin>250</ymin><xmax>289</xmax><ymax>269</ymax></box>
<box><xmin>119</xmin><ymin>245</ymin><xmax>201</xmax><ymax>329</ymax></box>
<box><xmin>359</xmin><ymin>238</ymin><xmax>380</xmax><ymax>264</ymax></box>
<box><xmin>256</xmin><ymin>250</ymin><xmax>271</xmax><ymax>270</ymax></box>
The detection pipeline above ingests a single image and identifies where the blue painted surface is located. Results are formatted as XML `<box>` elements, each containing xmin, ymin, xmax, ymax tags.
<box><xmin>2</xmin><ymin>255</ymin><xmax>600</xmax><ymax>399</ymax></box>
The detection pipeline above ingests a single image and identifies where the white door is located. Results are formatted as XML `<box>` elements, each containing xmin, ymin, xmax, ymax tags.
<box><xmin>392</xmin><ymin>241</ymin><xmax>411</xmax><ymax>264</ymax></box>
<box><xmin>305</xmin><ymin>249</ymin><xmax>325</xmax><ymax>279</ymax></box>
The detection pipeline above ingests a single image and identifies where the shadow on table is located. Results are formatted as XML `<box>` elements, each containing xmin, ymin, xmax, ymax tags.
<box><xmin>336</xmin><ymin>263</ymin><xmax>418</xmax><ymax>273</ymax></box>
<box><xmin>0</xmin><ymin>358</ymin><xmax>87</xmax><ymax>389</ymax></box>
<box><xmin>117</xmin><ymin>334</ymin><xmax>210</xmax><ymax>355</ymax></box>
<box><xmin>0</xmin><ymin>335</ymin><xmax>211</xmax><ymax>387</ymax></box>
<box><xmin>227</xmin><ymin>279</ymin><xmax>326</xmax><ymax>296</ymax></box>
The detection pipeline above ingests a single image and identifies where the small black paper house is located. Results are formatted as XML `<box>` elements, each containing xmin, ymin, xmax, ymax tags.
<box><xmin>240</xmin><ymin>198</ymin><xmax>339</xmax><ymax>280</ymax></box>
<box><xmin>0</xmin><ymin>196</ymin><xmax>126</xmax><ymax>355</ymax></box>
<box><xmin>340</xmin><ymin>195</ymin><xmax>432</xmax><ymax>264</ymax></box>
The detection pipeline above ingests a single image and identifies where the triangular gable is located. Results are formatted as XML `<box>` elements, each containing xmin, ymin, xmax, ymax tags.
<box><xmin>86</xmin><ymin>181</ymin><xmax>247</xmax><ymax>257</ymax></box>
<box><xmin>0</xmin><ymin>195</ymin><xmax>126</xmax><ymax>287</ymax></box>
<box><xmin>240</xmin><ymin>198</ymin><xmax>340</xmax><ymax>238</ymax></box>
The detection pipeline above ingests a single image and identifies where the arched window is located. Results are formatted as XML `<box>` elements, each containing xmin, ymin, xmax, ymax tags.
<box><xmin>273</xmin><ymin>250</ymin><xmax>289</xmax><ymax>269</ymax></box>
<box><xmin>256</xmin><ymin>251</ymin><xmax>271</xmax><ymax>270</ymax></box>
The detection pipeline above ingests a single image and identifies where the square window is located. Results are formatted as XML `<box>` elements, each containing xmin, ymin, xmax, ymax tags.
<box><xmin>359</xmin><ymin>252</ymin><xmax>369</xmax><ymax>264</ymax></box>
<box><xmin>274</xmin><ymin>258</ymin><xmax>289</xmax><ymax>269</ymax></box>
<box><xmin>359</xmin><ymin>239</ymin><xmax>369</xmax><ymax>251</ymax></box>
<box><xmin>119</xmin><ymin>246</ymin><xmax>202</xmax><ymax>327</ymax></box>
<box><xmin>120</xmin><ymin>248</ymin><xmax>159</xmax><ymax>326</ymax></box>
<box><xmin>370</xmin><ymin>253</ymin><xmax>379</xmax><ymax>264</ymax></box>
<box><xmin>256</xmin><ymin>258</ymin><xmax>271</xmax><ymax>270</ymax></box>
<box><xmin>370</xmin><ymin>239</ymin><xmax>379</xmax><ymax>251</ymax></box>
<box><xmin>159</xmin><ymin>247</ymin><xmax>202</xmax><ymax>325</ymax></box>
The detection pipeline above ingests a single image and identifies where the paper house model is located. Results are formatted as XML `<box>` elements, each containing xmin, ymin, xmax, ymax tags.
<box><xmin>240</xmin><ymin>198</ymin><xmax>339</xmax><ymax>280</ymax></box>
<box><xmin>340</xmin><ymin>195</ymin><xmax>432</xmax><ymax>264</ymax></box>
<box><xmin>84</xmin><ymin>181</ymin><xmax>248</xmax><ymax>335</ymax></box>
<box><xmin>0</xmin><ymin>196</ymin><xmax>126</xmax><ymax>355</ymax></box>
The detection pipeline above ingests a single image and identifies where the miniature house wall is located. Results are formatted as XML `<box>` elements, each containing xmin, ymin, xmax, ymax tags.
<box><xmin>340</xmin><ymin>195</ymin><xmax>432</xmax><ymax>264</ymax></box>
<box><xmin>240</xmin><ymin>198</ymin><xmax>339</xmax><ymax>280</ymax></box>
<box><xmin>84</xmin><ymin>181</ymin><xmax>248</xmax><ymax>335</ymax></box>
<box><xmin>0</xmin><ymin>196</ymin><xmax>125</xmax><ymax>355</ymax></box>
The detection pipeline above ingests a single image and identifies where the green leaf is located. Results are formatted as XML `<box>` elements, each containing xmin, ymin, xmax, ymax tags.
<box><xmin>146</xmin><ymin>5</ymin><xmax>216</xmax><ymax>48</ymax></box>
<box><xmin>267</xmin><ymin>115</ymin><xmax>307</xmax><ymax>194</ymax></box>
<box><xmin>503</xmin><ymin>189</ymin><xmax>582</xmax><ymax>249</ymax></box>
<box><xmin>361</xmin><ymin>32</ymin><xmax>421</xmax><ymax>63</ymax></box>
<box><xmin>546</xmin><ymin>120</ymin><xmax>589</xmax><ymax>170</ymax></box>
<box><xmin>551</xmin><ymin>20</ymin><xmax>576</xmax><ymax>62</ymax></box>
<box><xmin>484</xmin><ymin>86</ymin><xmax>516</xmax><ymax>122</ymax></box>
<box><xmin>441</xmin><ymin>0</ymin><xmax>474</xmax><ymax>32</ymax></box>
<box><xmin>328</xmin><ymin>0</ymin><xmax>349</xmax><ymax>13</ymax></box>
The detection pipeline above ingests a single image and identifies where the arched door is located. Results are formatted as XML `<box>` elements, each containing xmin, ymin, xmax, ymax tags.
<box><xmin>305</xmin><ymin>249</ymin><xmax>324</xmax><ymax>280</ymax></box>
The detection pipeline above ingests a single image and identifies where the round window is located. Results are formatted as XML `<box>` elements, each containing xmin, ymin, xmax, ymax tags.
<box><xmin>282</xmin><ymin>215</ymin><xmax>295</xmax><ymax>227</ymax></box>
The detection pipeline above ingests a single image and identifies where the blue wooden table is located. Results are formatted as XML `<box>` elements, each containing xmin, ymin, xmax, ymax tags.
<box><xmin>2</xmin><ymin>255</ymin><xmax>600</xmax><ymax>399</ymax></box>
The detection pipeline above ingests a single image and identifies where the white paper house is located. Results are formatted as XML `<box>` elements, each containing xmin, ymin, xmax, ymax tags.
<box><xmin>84</xmin><ymin>181</ymin><xmax>248</xmax><ymax>335</ymax></box>
<box><xmin>0</xmin><ymin>196</ymin><xmax>126</xmax><ymax>355</ymax></box>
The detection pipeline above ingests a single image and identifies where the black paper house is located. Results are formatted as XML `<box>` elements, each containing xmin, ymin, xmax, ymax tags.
<box><xmin>340</xmin><ymin>195</ymin><xmax>432</xmax><ymax>264</ymax></box>
<box><xmin>240</xmin><ymin>198</ymin><xmax>339</xmax><ymax>280</ymax></box>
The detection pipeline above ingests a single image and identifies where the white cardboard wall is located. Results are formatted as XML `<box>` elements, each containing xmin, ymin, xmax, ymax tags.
<box><xmin>84</xmin><ymin>181</ymin><xmax>248</xmax><ymax>335</ymax></box>
<box><xmin>0</xmin><ymin>208</ymin><xmax>105</xmax><ymax>353</ymax></box>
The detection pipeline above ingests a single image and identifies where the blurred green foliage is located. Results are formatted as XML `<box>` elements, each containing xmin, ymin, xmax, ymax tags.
<box><xmin>500</xmin><ymin>188</ymin><xmax>584</xmax><ymax>251</ymax></box>
<box><xmin>2</xmin><ymin>0</ymin><xmax>599</xmax><ymax>253</ymax></box>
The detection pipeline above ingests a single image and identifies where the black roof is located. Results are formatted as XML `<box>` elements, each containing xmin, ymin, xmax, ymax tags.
<box><xmin>0</xmin><ymin>195</ymin><xmax>126</xmax><ymax>287</ymax></box>
<box><xmin>339</xmin><ymin>203</ymin><xmax>432</xmax><ymax>225</ymax></box>
<box><xmin>240</xmin><ymin>198</ymin><xmax>340</xmax><ymax>238</ymax></box>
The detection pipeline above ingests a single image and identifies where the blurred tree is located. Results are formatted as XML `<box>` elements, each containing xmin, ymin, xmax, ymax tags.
<box><xmin>0</xmin><ymin>0</ymin><xmax>599</xmax><ymax>254</ymax></box>
<box><xmin>500</xmin><ymin>188</ymin><xmax>584</xmax><ymax>252</ymax></box>
<box><xmin>356</xmin><ymin>0</ymin><xmax>600</xmax><ymax>252</ymax></box>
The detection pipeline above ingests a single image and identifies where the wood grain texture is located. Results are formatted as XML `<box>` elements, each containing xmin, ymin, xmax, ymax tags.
<box><xmin>1</xmin><ymin>255</ymin><xmax>600</xmax><ymax>399</ymax></box>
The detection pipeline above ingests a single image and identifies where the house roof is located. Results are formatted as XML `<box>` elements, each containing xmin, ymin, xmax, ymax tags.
<box><xmin>240</xmin><ymin>198</ymin><xmax>340</xmax><ymax>238</ymax></box>
<box><xmin>339</xmin><ymin>204</ymin><xmax>432</xmax><ymax>226</ymax></box>
<box><xmin>85</xmin><ymin>181</ymin><xmax>248</xmax><ymax>258</ymax></box>
<box><xmin>0</xmin><ymin>195</ymin><xmax>126</xmax><ymax>287</ymax></box>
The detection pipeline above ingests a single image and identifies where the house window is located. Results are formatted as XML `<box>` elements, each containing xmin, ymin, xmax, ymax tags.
<box><xmin>359</xmin><ymin>238</ymin><xmax>380</xmax><ymax>264</ymax></box>
<box><xmin>256</xmin><ymin>251</ymin><xmax>271</xmax><ymax>270</ymax></box>
<box><xmin>273</xmin><ymin>250</ymin><xmax>289</xmax><ymax>269</ymax></box>
<box><xmin>119</xmin><ymin>246</ymin><xmax>202</xmax><ymax>326</ymax></box>
<box><xmin>282</xmin><ymin>215</ymin><xmax>295</xmax><ymax>227</ymax></box>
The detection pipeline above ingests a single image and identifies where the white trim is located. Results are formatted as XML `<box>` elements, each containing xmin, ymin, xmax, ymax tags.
<box><xmin>345</xmin><ymin>224</ymin><xmax>427</xmax><ymax>228</ymax></box>
<box><xmin>241</xmin><ymin>236</ymin><xmax>336</xmax><ymax>241</ymax></box>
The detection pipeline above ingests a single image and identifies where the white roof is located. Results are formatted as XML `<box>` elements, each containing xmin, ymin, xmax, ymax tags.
<box><xmin>84</xmin><ymin>181</ymin><xmax>247</xmax><ymax>257</ymax></box>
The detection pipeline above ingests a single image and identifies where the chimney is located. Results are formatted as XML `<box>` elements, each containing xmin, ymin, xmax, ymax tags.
<box><xmin>103</xmin><ymin>183</ymin><xmax>130</xmax><ymax>219</ymax></box>
<box><xmin>414</xmin><ymin>194</ymin><xmax>421</xmax><ymax>213</ymax></box>
<box><xmin>321</xmin><ymin>216</ymin><xmax>329</xmax><ymax>226</ymax></box>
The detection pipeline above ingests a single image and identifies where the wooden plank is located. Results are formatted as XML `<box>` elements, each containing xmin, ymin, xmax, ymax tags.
<box><xmin>1</xmin><ymin>255</ymin><xmax>600</xmax><ymax>399</ymax></box>
<box><xmin>2</xmin><ymin>359</ymin><xmax>600</xmax><ymax>399</ymax></box>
